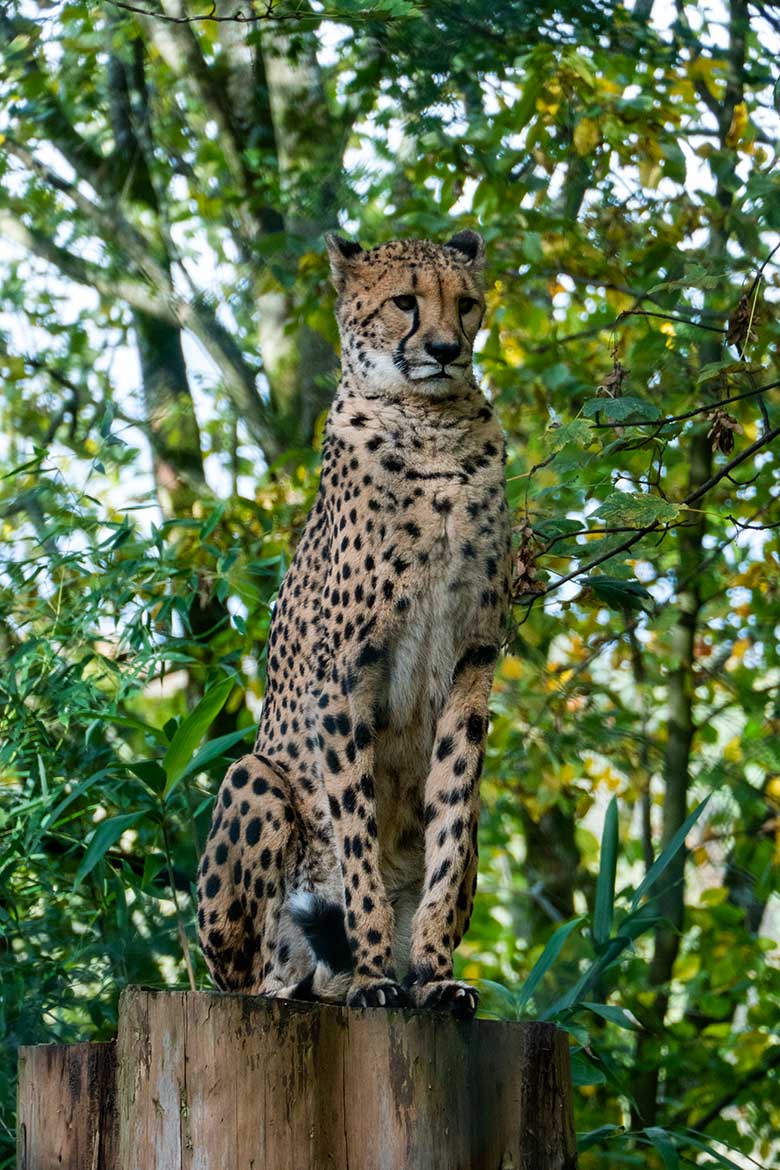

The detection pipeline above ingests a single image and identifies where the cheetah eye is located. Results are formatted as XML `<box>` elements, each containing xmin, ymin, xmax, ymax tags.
<box><xmin>458</xmin><ymin>296</ymin><xmax>479</xmax><ymax>315</ymax></box>
<box><xmin>392</xmin><ymin>294</ymin><xmax>417</xmax><ymax>312</ymax></box>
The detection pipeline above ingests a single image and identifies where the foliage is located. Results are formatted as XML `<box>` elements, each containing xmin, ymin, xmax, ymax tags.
<box><xmin>2</xmin><ymin>1</ymin><xmax>780</xmax><ymax>1167</ymax></box>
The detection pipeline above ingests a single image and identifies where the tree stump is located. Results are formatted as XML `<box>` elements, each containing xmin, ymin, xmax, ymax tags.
<box><xmin>17</xmin><ymin>987</ymin><xmax>577</xmax><ymax>1170</ymax></box>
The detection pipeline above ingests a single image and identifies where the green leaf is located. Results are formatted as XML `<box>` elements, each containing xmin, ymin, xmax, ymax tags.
<box><xmin>631</xmin><ymin>797</ymin><xmax>711</xmax><ymax>910</ymax></box>
<box><xmin>176</xmin><ymin>725</ymin><xmax>254</xmax><ymax>785</ymax></box>
<box><xmin>532</xmin><ymin>517</ymin><xmax>583</xmax><ymax>542</ymax></box>
<box><xmin>516</xmin><ymin>916</ymin><xmax>586</xmax><ymax>1013</ymax></box>
<box><xmin>577</xmin><ymin>1124</ymin><xmax>624</xmax><ymax>1152</ymax></box>
<box><xmin>644</xmin><ymin>1128</ymin><xmax>679</xmax><ymax>1169</ymax></box>
<box><xmin>86</xmin><ymin>712</ymin><xmax>168</xmax><ymax>746</ymax></box>
<box><xmin>596</xmin><ymin>490</ymin><xmax>680</xmax><ymax>527</ymax></box>
<box><xmin>582</xmin><ymin>396</ymin><xmax>661</xmax><ymax>423</ymax></box>
<box><xmin>696</xmin><ymin>360</ymin><xmax>759</xmax><ymax>385</ymax></box>
<box><xmin>670</xmin><ymin>1130</ymin><xmax>745</xmax><ymax>1169</ymax></box>
<box><xmin>200</xmin><ymin>502</ymin><xmax>225</xmax><ymax>539</ymax></box>
<box><xmin>522</xmin><ymin>231</ymin><xmax>543</xmax><ymax>262</ymax></box>
<box><xmin>162</xmin><ymin>677</ymin><xmax>234</xmax><ymax>798</ymax></box>
<box><xmin>584</xmin><ymin>575</ymin><xmax>652</xmax><ymax>612</ymax></box>
<box><xmin>570</xmin><ymin>1050</ymin><xmax>607</xmax><ymax>1086</ymax></box>
<box><xmin>540</xmin><ymin>362</ymin><xmax>571</xmax><ymax>390</ymax></box>
<box><xmin>593</xmin><ymin>796</ymin><xmax>618</xmax><ymax>948</ymax></box>
<box><xmin>476</xmin><ymin>978</ymin><xmax>520</xmax><ymax>1020</ymax></box>
<box><xmin>543</xmin><ymin>934</ymin><xmax>634</xmax><ymax>1018</ymax></box>
<box><xmin>581</xmin><ymin>1002</ymin><xmax>641</xmax><ymax>1031</ymax></box>
<box><xmin>127</xmin><ymin>759</ymin><xmax>167</xmax><ymax>796</ymax></box>
<box><xmin>543</xmin><ymin>418</ymin><xmax>592</xmax><ymax>452</ymax></box>
<box><xmin>74</xmin><ymin>812</ymin><xmax>145</xmax><ymax>888</ymax></box>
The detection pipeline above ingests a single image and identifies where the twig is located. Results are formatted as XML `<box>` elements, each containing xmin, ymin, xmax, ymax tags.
<box><xmin>670</xmin><ymin>1047</ymin><xmax>780</xmax><ymax>1133</ymax></box>
<box><xmin>105</xmin><ymin>0</ymin><xmax>283</xmax><ymax>22</ymax></box>
<box><xmin>685</xmin><ymin>423</ymin><xmax>780</xmax><ymax>505</ymax></box>
<box><xmin>521</xmin><ymin>422</ymin><xmax>780</xmax><ymax>604</ymax></box>
<box><xmin>587</xmin><ymin>379</ymin><xmax>780</xmax><ymax>429</ymax></box>
<box><xmin>105</xmin><ymin>0</ymin><xmax>404</xmax><ymax>23</ymax></box>
<box><xmin>617</xmin><ymin>307</ymin><xmax>727</xmax><ymax>335</ymax></box>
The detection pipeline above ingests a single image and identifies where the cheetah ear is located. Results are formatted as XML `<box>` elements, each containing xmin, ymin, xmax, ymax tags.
<box><xmin>325</xmin><ymin>234</ymin><xmax>363</xmax><ymax>290</ymax></box>
<box><xmin>444</xmin><ymin>229</ymin><xmax>485</xmax><ymax>269</ymax></box>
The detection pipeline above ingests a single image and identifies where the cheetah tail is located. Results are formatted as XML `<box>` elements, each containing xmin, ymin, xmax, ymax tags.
<box><xmin>289</xmin><ymin>890</ymin><xmax>353</xmax><ymax>975</ymax></box>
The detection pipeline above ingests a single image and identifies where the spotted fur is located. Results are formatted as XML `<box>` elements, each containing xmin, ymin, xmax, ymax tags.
<box><xmin>197</xmin><ymin>230</ymin><xmax>512</xmax><ymax>1018</ymax></box>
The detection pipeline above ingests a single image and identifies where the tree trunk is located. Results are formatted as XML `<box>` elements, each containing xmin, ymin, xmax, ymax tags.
<box><xmin>17</xmin><ymin>987</ymin><xmax>578</xmax><ymax>1170</ymax></box>
<box><xmin>630</xmin><ymin>0</ymin><xmax>748</xmax><ymax>1126</ymax></box>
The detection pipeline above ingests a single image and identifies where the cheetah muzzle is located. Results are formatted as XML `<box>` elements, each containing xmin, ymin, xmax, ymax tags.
<box><xmin>197</xmin><ymin>230</ymin><xmax>512</xmax><ymax>1022</ymax></box>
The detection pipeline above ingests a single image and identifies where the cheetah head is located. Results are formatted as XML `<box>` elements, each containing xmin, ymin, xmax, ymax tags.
<box><xmin>326</xmin><ymin>231</ymin><xmax>486</xmax><ymax>398</ymax></box>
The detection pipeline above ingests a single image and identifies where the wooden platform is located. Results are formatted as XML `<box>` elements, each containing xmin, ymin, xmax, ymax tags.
<box><xmin>17</xmin><ymin>987</ymin><xmax>577</xmax><ymax>1170</ymax></box>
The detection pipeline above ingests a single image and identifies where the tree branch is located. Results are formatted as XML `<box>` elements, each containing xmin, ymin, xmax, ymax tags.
<box><xmin>588</xmin><ymin>379</ymin><xmax>780</xmax><ymax>429</ymax></box>
<box><xmin>522</xmin><ymin>420</ymin><xmax>780</xmax><ymax>604</ymax></box>
<box><xmin>671</xmin><ymin>1046</ymin><xmax>780</xmax><ymax>1133</ymax></box>
<box><xmin>0</xmin><ymin>207</ymin><xmax>282</xmax><ymax>458</ymax></box>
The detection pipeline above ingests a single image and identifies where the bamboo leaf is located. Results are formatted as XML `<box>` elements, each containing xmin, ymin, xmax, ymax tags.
<box><xmin>577</xmin><ymin>1124</ymin><xmax>624</xmax><ymax>1152</ymax></box>
<box><xmin>515</xmin><ymin>916</ymin><xmax>586</xmax><ymax>1013</ymax></box>
<box><xmin>644</xmin><ymin>1127</ymin><xmax>680</xmax><ymax>1169</ymax></box>
<box><xmin>631</xmin><ymin>797</ymin><xmax>711</xmax><ymax>910</ymax></box>
<box><xmin>176</xmin><ymin>726</ymin><xmax>255</xmax><ymax>786</ymax></box>
<box><xmin>593</xmin><ymin>795</ymin><xmax>618</xmax><ymax>948</ymax></box>
<box><xmin>162</xmin><ymin>678</ymin><xmax>234</xmax><ymax>798</ymax></box>
<box><xmin>581</xmin><ymin>1002</ymin><xmax>641</xmax><ymax>1031</ymax></box>
<box><xmin>74</xmin><ymin>812</ymin><xmax>145</xmax><ymax>888</ymax></box>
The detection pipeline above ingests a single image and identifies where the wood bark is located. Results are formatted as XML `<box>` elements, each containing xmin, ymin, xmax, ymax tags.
<box><xmin>16</xmin><ymin>1041</ymin><xmax>117</xmax><ymax>1170</ymax></box>
<box><xmin>17</xmin><ymin>987</ymin><xmax>577</xmax><ymax>1170</ymax></box>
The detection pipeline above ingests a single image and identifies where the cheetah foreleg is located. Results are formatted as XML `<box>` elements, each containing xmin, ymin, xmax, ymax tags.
<box><xmin>316</xmin><ymin>647</ymin><xmax>410</xmax><ymax>1009</ymax></box>
<box><xmin>405</xmin><ymin>647</ymin><xmax>495</xmax><ymax>1015</ymax></box>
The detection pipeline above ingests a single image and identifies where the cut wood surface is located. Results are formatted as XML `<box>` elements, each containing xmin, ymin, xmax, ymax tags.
<box><xmin>18</xmin><ymin>987</ymin><xmax>577</xmax><ymax>1170</ymax></box>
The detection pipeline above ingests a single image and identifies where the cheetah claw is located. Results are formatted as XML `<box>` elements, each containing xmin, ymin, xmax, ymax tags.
<box><xmin>416</xmin><ymin>980</ymin><xmax>479</xmax><ymax>1020</ymax></box>
<box><xmin>347</xmin><ymin>980</ymin><xmax>412</xmax><ymax>1010</ymax></box>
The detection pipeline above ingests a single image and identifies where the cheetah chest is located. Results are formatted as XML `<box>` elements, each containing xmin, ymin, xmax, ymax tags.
<box><xmin>386</xmin><ymin>553</ymin><xmax>461</xmax><ymax>727</ymax></box>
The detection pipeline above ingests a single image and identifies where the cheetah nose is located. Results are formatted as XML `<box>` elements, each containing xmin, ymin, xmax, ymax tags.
<box><xmin>425</xmin><ymin>340</ymin><xmax>461</xmax><ymax>367</ymax></box>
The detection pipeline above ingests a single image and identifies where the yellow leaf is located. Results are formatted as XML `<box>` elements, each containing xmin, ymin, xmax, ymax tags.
<box><xmin>688</xmin><ymin>56</ymin><xmax>727</xmax><ymax>100</ymax></box>
<box><xmin>723</xmin><ymin>737</ymin><xmax>742</xmax><ymax>763</ymax></box>
<box><xmin>725</xmin><ymin>101</ymin><xmax>748</xmax><ymax>149</ymax></box>
<box><xmin>605</xmin><ymin>288</ymin><xmax>634</xmax><ymax>314</ymax></box>
<box><xmin>639</xmin><ymin>158</ymin><xmax>661</xmax><ymax>189</ymax></box>
<box><xmin>573</xmin><ymin>117</ymin><xmax>600</xmax><ymax>156</ymax></box>
<box><xmin>675</xmin><ymin>952</ymin><xmax>701</xmax><ymax>980</ymax></box>
<box><xmin>699</xmin><ymin>887</ymin><xmax>729</xmax><ymax>906</ymax></box>
<box><xmin>502</xmin><ymin>336</ymin><xmax>525</xmax><ymax>367</ymax></box>
<box><xmin>535</xmin><ymin>96</ymin><xmax>560</xmax><ymax>118</ymax></box>
<box><xmin>297</xmin><ymin>251</ymin><xmax>321</xmax><ymax>273</ymax></box>
<box><xmin>501</xmin><ymin>656</ymin><xmax>524</xmax><ymax>680</ymax></box>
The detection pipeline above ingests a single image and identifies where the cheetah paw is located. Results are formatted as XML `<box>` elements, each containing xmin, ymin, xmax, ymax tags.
<box><xmin>347</xmin><ymin>979</ymin><xmax>412</xmax><ymax>1010</ymax></box>
<box><xmin>414</xmin><ymin>980</ymin><xmax>479</xmax><ymax>1020</ymax></box>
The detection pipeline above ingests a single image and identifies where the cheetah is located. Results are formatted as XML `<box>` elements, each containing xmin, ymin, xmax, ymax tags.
<box><xmin>197</xmin><ymin>230</ymin><xmax>512</xmax><ymax>1019</ymax></box>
